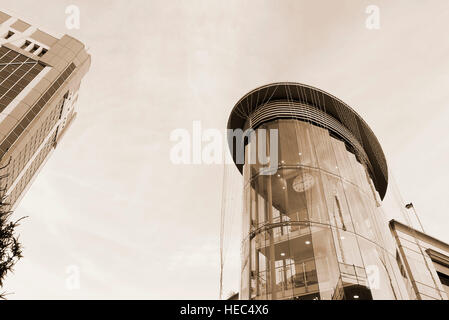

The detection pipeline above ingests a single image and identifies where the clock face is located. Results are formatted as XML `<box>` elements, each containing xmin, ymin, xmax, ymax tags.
<box><xmin>292</xmin><ymin>173</ymin><xmax>314</xmax><ymax>193</ymax></box>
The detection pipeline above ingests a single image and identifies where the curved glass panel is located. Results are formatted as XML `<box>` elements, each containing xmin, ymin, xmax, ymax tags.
<box><xmin>240</xmin><ymin>119</ymin><xmax>408</xmax><ymax>300</ymax></box>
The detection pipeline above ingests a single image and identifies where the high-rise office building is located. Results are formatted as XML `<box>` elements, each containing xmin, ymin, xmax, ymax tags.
<box><xmin>0</xmin><ymin>10</ymin><xmax>90</xmax><ymax>210</ymax></box>
<box><xmin>227</xmin><ymin>82</ymin><xmax>449</xmax><ymax>300</ymax></box>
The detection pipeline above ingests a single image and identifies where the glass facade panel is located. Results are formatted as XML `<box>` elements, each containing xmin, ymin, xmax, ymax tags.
<box><xmin>240</xmin><ymin>119</ymin><xmax>407</xmax><ymax>300</ymax></box>
<box><xmin>0</xmin><ymin>47</ymin><xmax>44</xmax><ymax>112</ymax></box>
<box><xmin>310</xmin><ymin>225</ymin><xmax>340</xmax><ymax>300</ymax></box>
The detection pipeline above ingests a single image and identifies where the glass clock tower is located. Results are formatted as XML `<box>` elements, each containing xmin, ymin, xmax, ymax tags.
<box><xmin>227</xmin><ymin>83</ymin><xmax>409</xmax><ymax>300</ymax></box>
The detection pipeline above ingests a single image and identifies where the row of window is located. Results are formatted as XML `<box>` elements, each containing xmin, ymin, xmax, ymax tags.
<box><xmin>20</xmin><ymin>40</ymin><xmax>47</xmax><ymax>57</ymax></box>
<box><xmin>7</xmin><ymin>131</ymin><xmax>56</xmax><ymax>206</ymax></box>
<box><xmin>2</xmin><ymin>87</ymin><xmax>74</xmax><ymax>207</ymax></box>
<box><xmin>5</xmin><ymin>98</ymin><xmax>63</xmax><ymax>189</ymax></box>
<box><xmin>0</xmin><ymin>63</ymin><xmax>75</xmax><ymax>158</ymax></box>
<box><xmin>2</xmin><ymin>30</ymin><xmax>48</xmax><ymax>57</ymax></box>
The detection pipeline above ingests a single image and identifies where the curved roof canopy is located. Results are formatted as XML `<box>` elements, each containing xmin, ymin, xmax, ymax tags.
<box><xmin>227</xmin><ymin>82</ymin><xmax>388</xmax><ymax>200</ymax></box>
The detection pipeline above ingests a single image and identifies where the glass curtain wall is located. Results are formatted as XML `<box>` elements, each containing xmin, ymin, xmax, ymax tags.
<box><xmin>240</xmin><ymin>119</ymin><xmax>409</xmax><ymax>300</ymax></box>
<box><xmin>394</xmin><ymin>229</ymin><xmax>449</xmax><ymax>300</ymax></box>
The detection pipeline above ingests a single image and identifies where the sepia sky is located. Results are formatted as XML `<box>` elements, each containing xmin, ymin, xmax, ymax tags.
<box><xmin>2</xmin><ymin>0</ymin><xmax>449</xmax><ymax>299</ymax></box>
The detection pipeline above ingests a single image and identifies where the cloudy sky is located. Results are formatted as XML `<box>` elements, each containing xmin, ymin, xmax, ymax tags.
<box><xmin>2</xmin><ymin>0</ymin><xmax>449</xmax><ymax>299</ymax></box>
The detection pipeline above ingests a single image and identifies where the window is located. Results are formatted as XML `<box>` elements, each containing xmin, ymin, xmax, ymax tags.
<box><xmin>29</xmin><ymin>44</ymin><xmax>40</xmax><ymax>54</ymax></box>
<box><xmin>437</xmin><ymin>272</ymin><xmax>449</xmax><ymax>297</ymax></box>
<box><xmin>4</xmin><ymin>31</ymin><xmax>14</xmax><ymax>39</ymax></box>
<box><xmin>38</xmin><ymin>48</ymin><xmax>47</xmax><ymax>57</ymax></box>
<box><xmin>21</xmin><ymin>40</ymin><xmax>31</xmax><ymax>49</ymax></box>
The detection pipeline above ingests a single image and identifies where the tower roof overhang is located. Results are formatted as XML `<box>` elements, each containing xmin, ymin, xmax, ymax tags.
<box><xmin>227</xmin><ymin>82</ymin><xmax>388</xmax><ymax>200</ymax></box>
